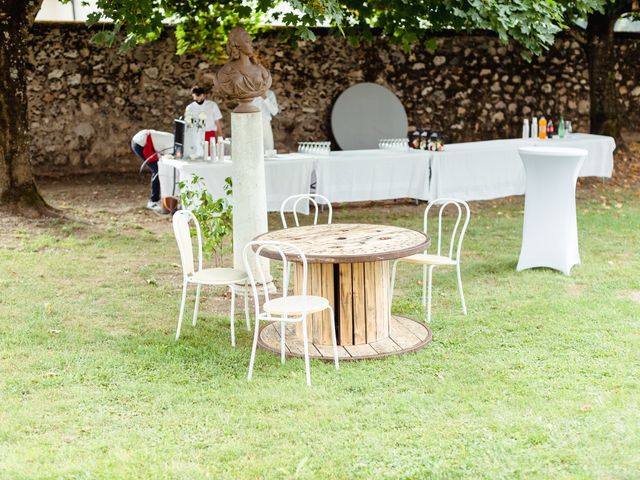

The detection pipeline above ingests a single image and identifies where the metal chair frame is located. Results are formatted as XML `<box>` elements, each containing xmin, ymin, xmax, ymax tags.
<box><xmin>243</xmin><ymin>240</ymin><xmax>339</xmax><ymax>386</ymax></box>
<box><xmin>279</xmin><ymin>193</ymin><xmax>333</xmax><ymax>229</ymax></box>
<box><xmin>391</xmin><ymin>198</ymin><xmax>470</xmax><ymax>322</ymax></box>
<box><xmin>172</xmin><ymin>210</ymin><xmax>250</xmax><ymax>346</ymax></box>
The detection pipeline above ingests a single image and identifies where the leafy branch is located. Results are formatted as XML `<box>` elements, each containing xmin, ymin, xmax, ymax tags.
<box><xmin>178</xmin><ymin>175</ymin><xmax>233</xmax><ymax>267</ymax></box>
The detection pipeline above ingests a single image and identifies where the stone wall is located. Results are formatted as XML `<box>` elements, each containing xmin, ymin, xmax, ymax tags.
<box><xmin>26</xmin><ymin>23</ymin><xmax>640</xmax><ymax>175</ymax></box>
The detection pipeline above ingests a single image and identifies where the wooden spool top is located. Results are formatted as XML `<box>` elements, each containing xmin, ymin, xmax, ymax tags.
<box><xmin>254</xmin><ymin>223</ymin><xmax>430</xmax><ymax>263</ymax></box>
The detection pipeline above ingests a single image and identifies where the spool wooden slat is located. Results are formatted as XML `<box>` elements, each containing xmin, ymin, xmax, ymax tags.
<box><xmin>339</xmin><ymin>263</ymin><xmax>354</xmax><ymax>345</ymax></box>
<box><xmin>352</xmin><ymin>262</ymin><xmax>366</xmax><ymax>344</ymax></box>
<box><xmin>364</xmin><ymin>262</ymin><xmax>378</xmax><ymax>343</ymax></box>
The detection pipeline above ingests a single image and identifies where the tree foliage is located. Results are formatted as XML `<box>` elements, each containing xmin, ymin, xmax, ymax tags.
<box><xmin>81</xmin><ymin>0</ymin><xmax>612</xmax><ymax>59</ymax></box>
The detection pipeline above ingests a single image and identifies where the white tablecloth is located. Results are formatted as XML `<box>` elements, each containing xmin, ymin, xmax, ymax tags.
<box><xmin>517</xmin><ymin>147</ymin><xmax>586</xmax><ymax>275</ymax></box>
<box><xmin>429</xmin><ymin>134</ymin><xmax>615</xmax><ymax>201</ymax></box>
<box><xmin>159</xmin><ymin>155</ymin><xmax>315</xmax><ymax>212</ymax></box>
<box><xmin>159</xmin><ymin>133</ymin><xmax>615</xmax><ymax>207</ymax></box>
<box><xmin>314</xmin><ymin>149</ymin><xmax>431</xmax><ymax>203</ymax></box>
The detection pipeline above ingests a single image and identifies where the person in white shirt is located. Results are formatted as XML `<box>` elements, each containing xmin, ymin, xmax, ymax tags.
<box><xmin>252</xmin><ymin>89</ymin><xmax>278</xmax><ymax>151</ymax></box>
<box><xmin>185</xmin><ymin>86</ymin><xmax>224</xmax><ymax>149</ymax></box>
<box><xmin>131</xmin><ymin>129</ymin><xmax>174</xmax><ymax>212</ymax></box>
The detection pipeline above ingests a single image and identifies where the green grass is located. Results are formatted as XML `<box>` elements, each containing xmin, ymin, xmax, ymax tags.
<box><xmin>1</xmin><ymin>189</ymin><xmax>639</xmax><ymax>479</ymax></box>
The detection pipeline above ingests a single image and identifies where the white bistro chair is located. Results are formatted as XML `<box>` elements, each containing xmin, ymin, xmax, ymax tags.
<box><xmin>244</xmin><ymin>240</ymin><xmax>339</xmax><ymax>386</ymax></box>
<box><xmin>391</xmin><ymin>199</ymin><xmax>470</xmax><ymax>323</ymax></box>
<box><xmin>172</xmin><ymin>210</ymin><xmax>249</xmax><ymax>346</ymax></box>
<box><xmin>280</xmin><ymin>193</ymin><xmax>333</xmax><ymax>228</ymax></box>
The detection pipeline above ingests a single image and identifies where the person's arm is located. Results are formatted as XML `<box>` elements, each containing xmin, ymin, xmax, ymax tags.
<box><xmin>212</xmin><ymin>102</ymin><xmax>224</xmax><ymax>136</ymax></box>
<box><xmin>263</xmin><ymin>91</ymin><xmax>278</xmax><ymax>117</ymax></box>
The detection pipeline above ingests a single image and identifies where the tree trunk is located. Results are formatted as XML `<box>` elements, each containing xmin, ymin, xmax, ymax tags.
<box><xmin>586</xmin><ymin>9</ymin><xmax>621</xmax><ymax>140</ymax></box>
<box><xmin>0</xmin><ymin>0</ymin><xmax>56</xmax><ymax>216</ymax></box>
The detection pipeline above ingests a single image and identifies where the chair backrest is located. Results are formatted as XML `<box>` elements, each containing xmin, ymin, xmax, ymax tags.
<box><xmin>243</xmin><ymin>241</ymin><xmax>308</xmax><ymax>317</ymax></box>
<box><xmin>172</xmin><ymin>210</ymin><xmax>203</xmax><ymax>277</ymax></box>
<box><xmin>423</xmin><ymin>198</ymin><xmax>470</xmax><ymax>262</ymax></box>
<box><xmin>280</xmin><ymin>194</ymin><xmax>333</xmax><ymax>228</ymax></box>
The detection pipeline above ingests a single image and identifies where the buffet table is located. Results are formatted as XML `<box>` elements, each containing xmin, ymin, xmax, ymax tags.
<box><xmin>428</xmin><ymin>134</ymin><xmax>615</xmax><ymax>201</ymax></box>
<box><xmin>159</xmin><ymin>133</ymin><xmax>615</xmax><ymax>207</ymax></box>
<box><xmin>160</xmin><ymin>155</ymin><xmax>314</xmax><ymax>212</ymax></box>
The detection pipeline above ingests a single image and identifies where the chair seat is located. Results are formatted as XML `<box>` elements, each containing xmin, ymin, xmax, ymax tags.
<box><xmin>399</xmin><ymin>253</ymin><xmax>457</xmax><ymax>266</ymax></box>
<box><xmin>263</xmin><ymin>295</ymin><xmax>329</xmax><ymax>316</ymax></box>
<box><xmin>190</xmin><ymin>268</ymin><xmax>247</xmax><ymax>285</ymax></box>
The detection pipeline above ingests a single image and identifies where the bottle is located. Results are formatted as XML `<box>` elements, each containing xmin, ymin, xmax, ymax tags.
<box><xmin>411</xmin><ymin>131</ymin><xmax>421</xmax><ymax>149</ymax></box>
<box><xmin>419</xmin><ymin>131</ymin><xmax>428</xmax><ymax>150</ymax></box>
<box><xmin>531</xmin><ymin>116</ymin><xmax>538</xmax><ymax>139</ymax></box>
<box><xmin>522</xmin><ymin>118</ymin><xmax>530</xmax><ymax>139</ymax></box>
<box><xmin>538</xmin><ymin>115</ymin><xmax>547</xmax><ymax>140</ymax></box>
<box><xmin>558</xmin><ymin>116</ymin><xmax>565</xmax><ymax>139</ymax></box>
<box><xmin>547</xmin><ymin>118</ymin><xmax>554</xmax><ymax>139</ymax></box>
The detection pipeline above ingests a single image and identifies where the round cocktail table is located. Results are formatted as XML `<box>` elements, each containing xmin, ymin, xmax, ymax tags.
<box><xmin>254</xmin><ymin>223</ymin><xmax>432</xmax><ymax>360</ymax></box>
<box><xmin>517</xmin><ymin>147</ymin><xmax>587</xmax><ymax>275</ymax></box>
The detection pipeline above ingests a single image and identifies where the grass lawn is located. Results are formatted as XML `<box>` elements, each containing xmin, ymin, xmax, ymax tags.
<box><xmin>0</xmin><ymin>179</ymin><xmax>639</xmax><ymax>479</ymax></box>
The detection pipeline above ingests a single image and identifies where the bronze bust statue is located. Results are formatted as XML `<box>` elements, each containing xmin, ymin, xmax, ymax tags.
<box><xmin>215</xmin><ymin>27</ymin><xmax>272</xmax><ymax>113</ymax></box>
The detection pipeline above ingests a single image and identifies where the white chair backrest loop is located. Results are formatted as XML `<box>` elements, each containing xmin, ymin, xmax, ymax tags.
<box><xmin>243</xmin><ymin>241</ymin><xmax>308</xmax><ymax>317</ymax></box>
<box><xmin>423</xmin><ymin>198</ymin><xmax>470</xmax><ymax>262</ymax></box>
<box><xmin>280</xmin><ymin>194</ymin><xmax>333</xmax><ymax>228</ymax></box>
<box><xmin>172</xmin><ymin>210</ymin><xmax>203</xmax><ymax>277</ymax></box>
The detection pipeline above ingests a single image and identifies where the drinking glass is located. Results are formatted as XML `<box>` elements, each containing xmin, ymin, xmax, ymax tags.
<box><xmin>565</xmin><ymin>121</ymin><xmax>573</xmax><ymax>137</ymax></box>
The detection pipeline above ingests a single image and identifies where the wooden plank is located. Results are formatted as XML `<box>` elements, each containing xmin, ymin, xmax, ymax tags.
<box><xmin>378</xmin><ymin>261</ymin><xmax>391</xmax><ymax>338</ymax></box>
<box><xmin>352</xmin><ymin>262</ymin><xmax>366</xmax><ymax>344</ymax></box>
<box><xmin>260</xmin><ymin>322</ymin><xmax>291</xmax><ymax>353</ymax></box>
<box><xmin>390</xmin><ymin>325</ymin><xmax>420</xmax><ymax>350</ymax></box>
<box><xmin>338</xmin><ymin>263</ymin><xmax>353</xmax><ymax>345</ymax></box>
<box><xmin>398</xmin><ymin>315</ymin><xmax>430</xmax><ymax>341</ymax></box>
<box><xmin>287</xmin><ymin>338</ymin><xmax>321</xmax><ymax>357</ymax></box>
<box><xmin>310</xmin><ymin>263</ymin><xmax>322</xmax><ymax>343</ymax></box>
<box><xmin>364</xmin><ymin>262</ymin><xmax>378</xmax><ymax>343</ymax></box>
<box><xmin>369</xmin><ymin>336</ymin><xmax>401</xmax><ymax>354</ymax></box>
<box><xmin>343</xmin><ymin>343</ymin><xmax>378</xmax><ymax>357</ymax></box>
<box><xmin>254</xmin><ymin>224</ymin><xmax>429</xmax><ymax>264</ymax></box>
<box><xmin>315</xmin><ymin>344</ymin><xmax>351</xmax><ymax>359</ymax></box>
<box><xmin>320</xmin><ymin>263</ymin><xmax>335</xmax><ymax>345</ymax></box>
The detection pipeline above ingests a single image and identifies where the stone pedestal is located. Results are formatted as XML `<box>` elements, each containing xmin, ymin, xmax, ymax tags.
<box><xmin>231</xmin><ymin>111</ymin><xmax>271</xmax><ymax>282</ymax></box>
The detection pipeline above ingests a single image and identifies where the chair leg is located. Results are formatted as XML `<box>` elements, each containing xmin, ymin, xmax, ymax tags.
<box><xmin>175</xmin><ymin>281</ymin><xmax>189</xmax><ymax>341</ymax></box>
<box><xmin>329</xmin><ymin>307</ymin><xmax>339</xmax><ymax>370</ymax></box>
<box><xmin>390</xmin><ymin>260</ymin><xmax>398</xmax><ymax>318</ymax></box>
<box><xmin>192</xmin><ymin>284</ymin><xmax>201</xmax><ymax>327</ymax></box>
<box><xmin>427</xmin><ymin>266</ymin><xmax>434</xmax><ymax>323</ymax></box>
<box><xmin>248</xmin><ymin>317</ymin><xmax>261</xmax><ymax>381</ymax></box>
<box><xmin>229</xmin><ymin>285</ymin><xmax>236</xmax><ymax>348</ymax></box>
<box><xmin>457</xmin><ymin>263</ymin><xmax>467</xmax><ymax>315</ymax></box>
<box><xmin>422</xmin><ymin>265</ymin><xmax>428</xmax><ymax>306</ymax></box>
<box><xmin>244</xmin><ymin>281</ymin><xmax>250</xmax><ymax>331</ymax></box>
<box><xmin>280</xmin><ymin>321</ymin><xmax>286</xmax><ymax>365</ymax></box>
<box><xmin>302</xmin><ymin>316</ymin><xmax>311</xmax><ymax>386</ymax></box>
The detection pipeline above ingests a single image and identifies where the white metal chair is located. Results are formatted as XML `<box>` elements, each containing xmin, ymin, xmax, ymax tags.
<box><xmin>172</xmin><ymin>210</ymin><xmax>250</xmax><ymax>346</ymax></box>
<box><xmin>390</xmin><ymin>198</ymin><xmax>470</xmax><ymax>323</ymax></box>
<box><xmin>280</xmin><ymin>193</ymin><xmax>333</xmax><ymax>228</ymax></box>
<box><xmin>244</xmin><ymin>240</ymin><xmax>339</xmax><ymax>386</ymax></box>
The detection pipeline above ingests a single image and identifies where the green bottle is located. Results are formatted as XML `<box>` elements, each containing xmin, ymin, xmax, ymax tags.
<box><xmin>558</xmin><ymin>116</ymin><xmax>566</xmax><ymax>139</ymax></box>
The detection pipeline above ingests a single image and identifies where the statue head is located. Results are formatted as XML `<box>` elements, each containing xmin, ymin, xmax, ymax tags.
<box><xmin>226</xmin><ymin>26</ymin><xmax>255</xmax><ymax>62</ymax></box>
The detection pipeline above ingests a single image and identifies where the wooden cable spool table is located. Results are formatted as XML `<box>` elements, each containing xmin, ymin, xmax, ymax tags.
<box><xmin>254</xmin><ymin>223</ymin><xmax>432</xmax><ymax>360</ymax></box>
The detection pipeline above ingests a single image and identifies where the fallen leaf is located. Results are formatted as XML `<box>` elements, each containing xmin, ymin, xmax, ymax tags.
<box><xmin>147</xmin><ymin>278</ymin><xmax>158</xmax><ymax>286</ymax></box>
<box><xmin>49</xmin><ymin>329</ymin><xmax>61</xmax><ymax>335</ymax></box>
<box><xmin>580</xmin><ymin>405</ymin><xmax>593</xmax><ymax>412</ymax></box>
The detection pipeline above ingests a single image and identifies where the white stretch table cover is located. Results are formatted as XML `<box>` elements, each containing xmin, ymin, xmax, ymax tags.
<box><xmin>314</xmin><ymin>149</ymin><xmax>431</xmax><ymax>203</ymax></box>
<box><xmin>159</xmin><ymin>155</ymin><xmax>315</xmax><ymax>212</ymax></box>
<box><xmin>517</xmin><ymin>147</ymin><xmax>586</xmax><ymax>275</ymax></box>
<box><xmin>429</xmin><ymin>134</ymin><xmax>615</xmax><ymax>201</ymax></box>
